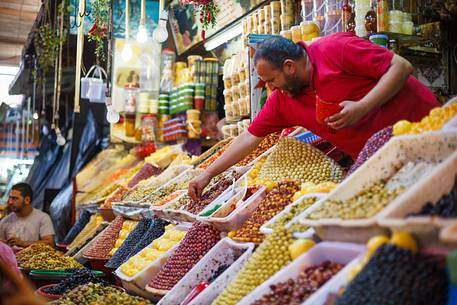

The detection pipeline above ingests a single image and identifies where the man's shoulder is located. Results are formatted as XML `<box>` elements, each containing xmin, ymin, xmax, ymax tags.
<box><xmin>0</xmin><ymin>212</ymin><xmax>16</xmax><ymax>224</ymax></box>
<box><xmin>31</xmin><ymin>208</ymin><xmax>52</xmax><ymax>220</ymax></box>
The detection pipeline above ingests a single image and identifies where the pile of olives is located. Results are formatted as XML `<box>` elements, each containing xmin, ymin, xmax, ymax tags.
<box><xmin>212</xmin><ymin>227</ymin><xmax>294</xmax><ymax>305</ymax></box>
<box><xmin>268</xmin><ymin>197</ymin><xmax>318</xmax><ymax>230</ymax></box>
<box><xmin>51</xmin><ymin>283</ymin><xmax>152</xmax><ymax>305</ymax></box>
<box><xmin>308</xmin><ymin>182</ymin><xmax>404</xmax><ymax>220</ymax></box>
<box><xmin>83</xmin><ymin>216</ymin><xmax>124</xmax><ymax>259</ymax></box>
<box><xmin>258</xmin><ymin>137</ymin><xmax>344</xmax><ymax>184</ymax></box>
<box><xmin>17</xmin><ymin>244</ymin><xmax>82</xmax><ymax>270</ymax></box>
<box><xmin>231</xmin><ymin>181</ymin><xmax>299</xmax><ymax>243</ymax></box>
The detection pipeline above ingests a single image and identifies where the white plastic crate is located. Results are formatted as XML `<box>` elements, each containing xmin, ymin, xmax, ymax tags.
<box><xmin>157</xmin><ymin>238</ymin><xmax>255</xmax><ymax>305</ymax></box>
<box><xmin>200</xmin><ymin>186</ymin><xmax>267</xmax><ymax>232</ymax></box>
<box><xmin>236</xmin><ymin>242</ymin><xmax>366</xmax><ymax>305</ymax></box>
<box><xmin>299</xmin><ymin>132</ymin><xmax>457</xmax><ymax>243</ymax></box>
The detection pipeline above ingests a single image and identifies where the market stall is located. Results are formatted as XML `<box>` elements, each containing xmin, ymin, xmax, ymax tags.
<box><xmin>2</xmin><ymin>0</ymin><xmax>457</xmax><ymax>303</ymax></box>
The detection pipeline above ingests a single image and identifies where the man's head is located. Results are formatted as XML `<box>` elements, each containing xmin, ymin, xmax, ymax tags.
<box><xmin>8</xmin><ymin>183</ymin><xmax>33</xmax><ymax>214</ymax></box>
<box><xmin>254</xmin><ymin>36</ymin><xmax>311</xmax><ymax>97</ymax></box>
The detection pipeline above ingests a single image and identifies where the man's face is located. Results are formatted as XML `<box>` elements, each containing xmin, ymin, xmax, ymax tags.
<box><xmin>7</xmin><ymin>190</ymin><xmax>28</xmax><ymax>213</ymax></box>
<box><xmin>255</xmin><ymin>58</ymin><xmax>307</xmax><ymax>98</ymax></box>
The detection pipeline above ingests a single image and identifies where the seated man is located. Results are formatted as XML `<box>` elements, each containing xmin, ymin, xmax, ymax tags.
<box><xmin>0</xmin><ymin>183</ymin><xmax>54</xmax><ymax>248</ymax></box>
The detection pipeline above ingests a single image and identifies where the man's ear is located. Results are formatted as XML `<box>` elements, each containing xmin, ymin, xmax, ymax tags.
<box><xmin>24</xmin><ymin>196</ymin><xmax>31</xmax><ymax>205</ymax></box>
<box><xmin>283</xmin><ymin>59</ymin><xmax>296</xmax><ymax>74</ymax></box>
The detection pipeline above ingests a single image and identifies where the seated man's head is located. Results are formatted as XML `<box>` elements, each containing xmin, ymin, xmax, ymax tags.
<box><xmin>8</xmin><ymin>183</ymin><xmax>33</xmax><ymax>214</ymax></box>
<box><xmin>254</xmin><ymin>36</ymin><xmax>311</xmax><ymax>98</ymax></box>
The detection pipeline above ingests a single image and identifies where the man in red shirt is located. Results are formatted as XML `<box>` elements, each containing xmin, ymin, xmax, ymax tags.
<box><xmin>188</xmin><ymin>33</ymin><xmax>439</xmax><ymax>200</ymax></box>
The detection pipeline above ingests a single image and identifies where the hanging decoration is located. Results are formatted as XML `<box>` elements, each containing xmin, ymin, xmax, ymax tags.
<box><xmin>74</xmin><ymin>0</ymin><xmax>87</xmax><ymax>113</ymax></box>
<box><xmin>179</xmin><ymin>0</ymin><xmax>219</xmax><ymax>39</ymax></box>
<box><xmin>88</xmin><ymin>0</ymin><xmax>110</xmax><ymax>62</ymax></box>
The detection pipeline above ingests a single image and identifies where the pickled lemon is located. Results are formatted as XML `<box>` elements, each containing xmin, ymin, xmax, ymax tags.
<box><xmin>288</xmin><ymin>239</ymin><xmax>315</xmax><ymax>260</ymax></box>
<box><xmin>393</xmin><ymin>120</ymin><xmax>412</xmax><ymax>136</ymax></box>
<box><xmin>390</xmin><ymin>231</ymin><xmax>417</xmax><ymax>252</ymax></box>
<box><xmin>367</xmin><ymin>235</ymin><xmax>389</xmax><ymax>255</ymax></box>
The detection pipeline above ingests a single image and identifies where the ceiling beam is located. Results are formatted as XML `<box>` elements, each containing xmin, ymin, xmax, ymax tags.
<box><xmin>0</xmin><ymin>7</ymin><xmax>37</xmax><ymax>21</ymax></box>
<box><xmin>0</xmin><ymin>55</ymin><xmax>21</xmax><ymax>65</ymax></box>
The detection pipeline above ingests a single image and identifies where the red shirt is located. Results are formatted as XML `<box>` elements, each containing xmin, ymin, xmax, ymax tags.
<box><xmin>248</xmin><ymin>32</ymin><xmax>439</xmax><ymax>159</ymax></box>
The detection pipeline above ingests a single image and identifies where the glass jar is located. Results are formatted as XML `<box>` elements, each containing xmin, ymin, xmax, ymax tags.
<box><xmin>280</xmin><ymin>30</ymin><xmax>293</xmax><ymax>40</ymax></box>
<box><xmin>300</xmin><ymin>21</ymin><xmax>320</xmax><ymax>41</ymax></box>
<box><xmin>281</xmin><ymin>14</ymin><xmax>295</xmax><ymax>31</ymax></box>
<box><xmin>124</xmin><ymin>83</ymin><xmax>139</xmax><ymax>137</ymax></box>
<box><xmin>141</xmin><ymin>114</ymin><xmax>158</xmax><ymax>144</ymax></box>
<box><xmin>291</xmin><ymin>25</ymin><xmax>302</xmax><ymax>42</ymax></box>
<box><xmin>301</xmin><ymin>0</ymin><xmax>314</xmax><ymax>22</ymax></box>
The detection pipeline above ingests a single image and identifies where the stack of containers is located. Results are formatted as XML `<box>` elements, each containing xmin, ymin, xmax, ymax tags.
<box><xmin>281</xmin><ymin>0</ymin><xmax>295</xmax><ymax>31</ymax></box>
<box><xmin>159</xmin><ymin>93</ymin><xmax>169</xmax><ymax>115</ymax></box>
<box><xmin>175</xmin><ymin>61</ymin><xmax>192</xmax><ymax>87</ymax></box>
<box><xmin>223</xmin><ymin>59</ymin><xmax>234</xmax><ymax>122</ymax></box>
<box><xmin>169</xmin><ymin>84</ymin><xmax>195</xmax><ymax>115</ymax></box>
<box><xmin>186</xmin><ymin>109</ymin><xmax>201</xmax><ymax>139</ymax></box>
<box><xmin>355</xmin><ymin>0</ymin><xmax>371</xmax><ymax>37</ymax></box>
<box><xmin>263</xmin><ymin>4</ymin><xmax>272</xmax><ymax>35</ymax></box>
<box><xmin>204</xmin><ymin>58</ymin><xmax>220</xmax><ymax>112</ymax></box>
<box><xmin>194</xmin><ymin>82</ymin><xmax>205</xmax><ymax>111</ymax></box>
<box><xmin>187</xmin><ymin>55</ymin><xmax>202</xmax><ymax>82</ymax></box>
<box><xmin>163</xmin><ymin>117</ymin><xmax>187</xmax><ymax>142</ymax></box>
<box><xmin>258</xmin><ymin>7</ymin><xmax>266</xmax><ymax>34</ymax></box>
<box><xmin>137</xmin><ymin>91</ymin><xmax>151</xmax><ymax>113</ymax></box>
<box><xmin>271</xmin><ymin>1</ymin><xmax>282</xmax><ymax>34</ymax></box>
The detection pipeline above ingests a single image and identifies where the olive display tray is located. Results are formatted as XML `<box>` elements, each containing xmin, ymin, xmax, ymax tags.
<box><xmin>236</xmin><ymin>242</ymin><xmax>366</xmax><ymax>305</ymax></box>
<box><xmin>29</xmin><ymin>269</ymin><xmax>104</xmax><ymax>279</ymax></box>
<box><xmin>157</xmin><ymin>238</ymin><xmax>255</xmax><ymax>305</ymax></box>
<box><xmin>299</xmin><ymin>132</ymin><xmax>457</xmax><ymax>244</ymax></box>
<box><xmin>260</xmin><ymin>193</ymin><xmax>326</xmax><ymax>235</ymax></box>
<box><xmin>378</xmin><ymin>148</ymin><xmax>457</xmax><ymax>247</ymax></box>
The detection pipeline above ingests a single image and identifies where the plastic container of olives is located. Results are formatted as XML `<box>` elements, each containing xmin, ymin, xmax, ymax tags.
<box><xmin>260</xmin><ymin>193</ymin><xmax>326</xmax><ymax>235</ymax></box>
<box><xmin>115</xmin><ymin>224</ymin><xmax>190</xmax><ymax>289</ymax></box>
<box><xmin>236</xmin><ymin>242</ymin><xmax>366</xmax><ymax>305</ymax></box>
<box><xmin>378</xmin><ymin>148</ymin><xmax>457</xmax><ymax>248</ymax></box>
<box><xmin>120</xmin><ymin>165</ymin><xmax>192</xmax><ymax>205</ymax></box>
<box><xmin>157</xmin><ymin>238</ymin><xmax>255</xmax><ymax>305</ymax></box>
<box><xmin>299</xmin><ymin>131</ymin><xmax>457</xmax><ymax>244</ymax></box>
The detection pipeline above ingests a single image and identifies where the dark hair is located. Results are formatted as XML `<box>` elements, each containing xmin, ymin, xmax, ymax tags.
<box><xmin>12</xmin><ymin>183</ymin><xmax>33</xmax><ymax>201</ymax></box>
<box><xmin>253</xmin><ymin>36</ymin><xmax>305</xmax><ymax>70</ymax></box>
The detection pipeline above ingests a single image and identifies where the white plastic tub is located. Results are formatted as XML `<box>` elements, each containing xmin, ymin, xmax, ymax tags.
<box><xmin>236</xmin><ymin>242</ymin><xmax>366</xmax><ymax>305</ymax></box>
<box><xmin>299</xmin><ymin>132</ymin><xmax>457</xmax><ymax>243</ymax></box>
<box><xmin>114</xmin><ymin>224</ymin><xmax>190</xmax><ymax>289</ymax></box>
<box><xmin>200</xmin><ymin>186</ymin><xmax>267</xmax><ymax>232</ymax></box>
<box><xmin>157</xmin><ymin>238</ymin><xmax>255</xmax><ymax>305</ymax></box>
<box><xmin>260</xmin><ymin>193</ymin><xmax>326</xmax><ymax>235</ymax></box>
<box><xmin>378</xmin><ymin>149</ymin><xmax>457</xmax><ymax>247</ymax></box>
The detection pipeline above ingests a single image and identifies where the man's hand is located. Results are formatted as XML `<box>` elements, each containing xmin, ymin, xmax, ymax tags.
<box><xmin>326</xmin><ymin>101</ymin><xmax>367</xmax><ymax>130</ymax></box>
<box><xmin>188</xmin><ymin>172</ymin><xmax>212</xmax><ymax>201</ymax></box>
<box><xmin>6</xmin><ymin>238</ymin><xmax>25</xmax><ymax>248</ymax></box>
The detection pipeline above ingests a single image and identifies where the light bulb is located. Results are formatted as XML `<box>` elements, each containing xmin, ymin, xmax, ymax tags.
<box><xmin>55</xmin><ymin>128</ymin><xmax>66</xmax><ymax>146</ymax></box>
<box><xmin>153</xmin><ymin>11</ymin><xmax>169</xmax><ymax>43</ymax></box>
<box><xmin>42</xmin><ymin>125</ymin><xmax>49</xmax><ymax>135</ymax></box>
<box><xmin>106</xmin><ymin>105</ymin><xmax>120</xmax><ymax>123</ymax></box>
<box><xmin>137</xmin><ymin>23</ymin><xmax>148</xmax><ymax>43</ymax></box>
<box><xmin>121</xmin><ymin>42</ymin><xmax>133</xmax><ymax>62</ymax></box>
<box><xmin>33</xmin><ymin>112</ymin><xmax>39</xmax><ymax>120</ymax></box>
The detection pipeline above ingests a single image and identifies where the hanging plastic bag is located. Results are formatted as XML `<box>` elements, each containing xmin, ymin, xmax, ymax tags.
<box><xmin>81</xmin><ymin>65</ymin><xmax>108</xmax><ymax>103</ymax></box>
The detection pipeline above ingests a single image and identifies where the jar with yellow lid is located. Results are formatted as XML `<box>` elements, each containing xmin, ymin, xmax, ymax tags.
<box><xmin>300</xmin><ymin>21</ymin><xmax>320</xmax><ymax>41</ymax></box>
<box><xmin>280</xmin><ymin>30</ymin><xmax>293</xmax><ymax>40</ymax></box>
<box><xmin>290</xmin><ymin>25</ymin><xmax>302</xmax><ymax>42</ymax></box>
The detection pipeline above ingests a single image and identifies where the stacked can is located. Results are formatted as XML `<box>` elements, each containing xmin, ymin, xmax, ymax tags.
<box><xmin>188</xmin><ymin>55</ymin><xmax>203</xmax><ymax>82</ymax></box>
<box><xmin>186</xmin><ymin>109</ymin><xmax>201</xmax><ymax>139</ymax></box>
<box><xmin>271</xmin><ymin>1</ymin><xmax>282</xmax><ymax>34</ymax></box>
<box><xmin>194</xmin><ymin>83</ymin><xmax>205</xmax><ymax>111</ymax></box>
<box><xmin>162</xmin><ymin>116</ymin><xmax>187</xmax><ymax>142</ymax></box>
<box><xmin>203</xmin><ymin>58</ymin><xmax>219</xmax><ymax>112</ymax></box>
<box><xmin>168</xmin><ymin>84</ymin><xmax>194</xmax><ymax>115</ymax></box>
<box><xmin>159</xmin><ymin>93</ymin><xmax>170</xmax><ymax>115</ymax></box>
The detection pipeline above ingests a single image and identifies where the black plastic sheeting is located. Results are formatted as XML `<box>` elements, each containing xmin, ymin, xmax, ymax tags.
<box><xmin>26</xmin><ymin>110</ymin><xmax>109</xmax><ymax>242</ymax></box>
